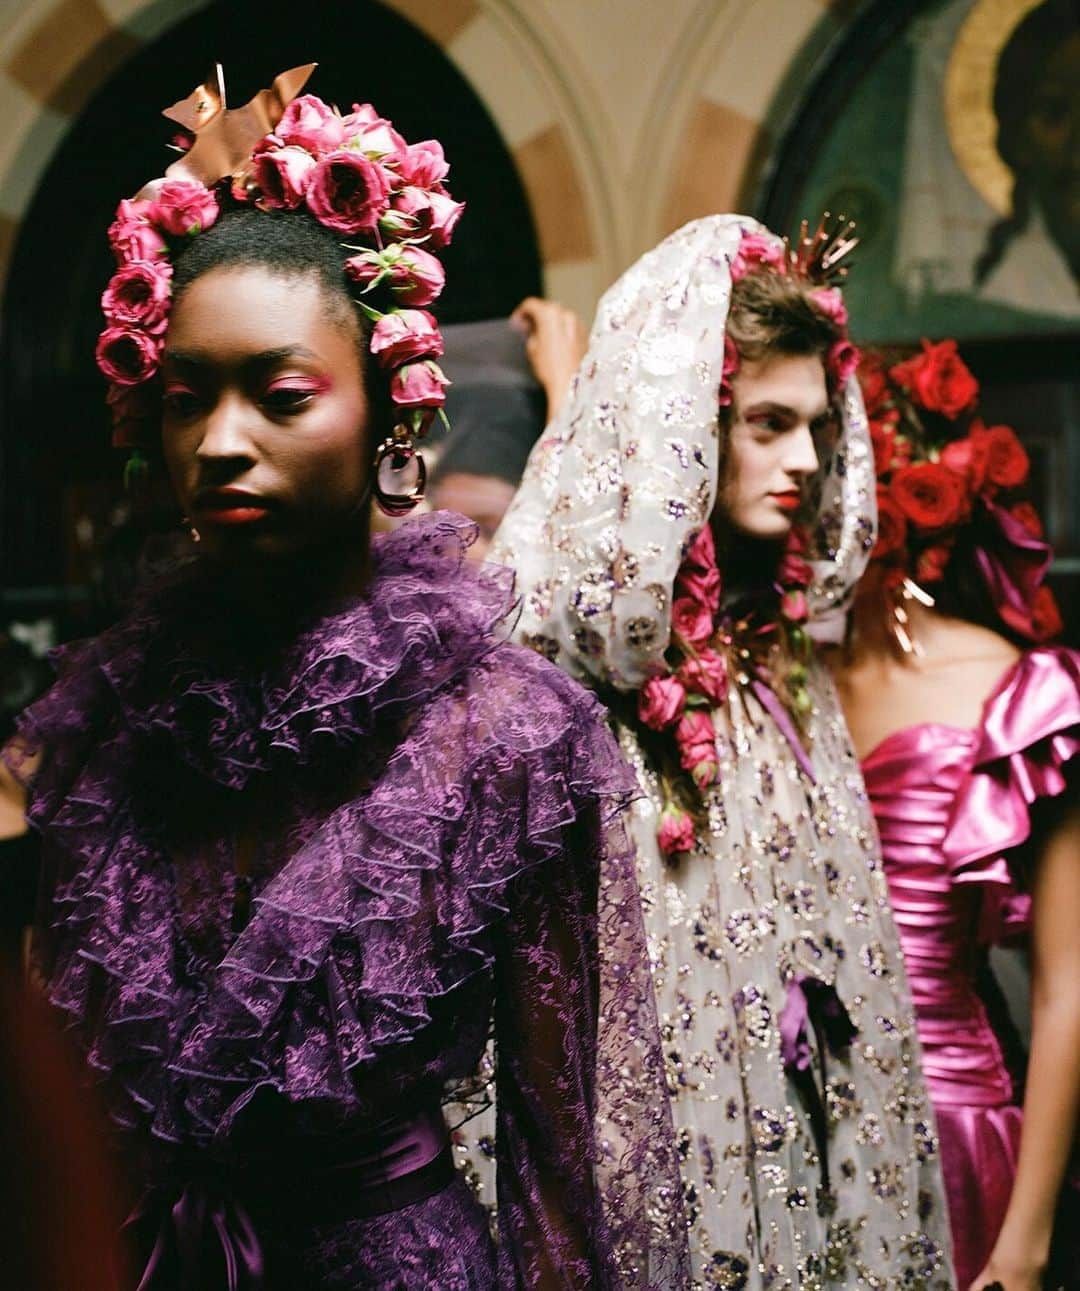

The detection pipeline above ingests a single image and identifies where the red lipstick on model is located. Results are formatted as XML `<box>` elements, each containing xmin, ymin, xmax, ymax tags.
<box><xmin>769</xmin><ymin>491</ymin><xmax>802</xmax><ymax>513</ymax></box>
<box><xmin>193</xmin><ymin>488</ymin><xmax>276</xmax><ymax>526</ymax></box>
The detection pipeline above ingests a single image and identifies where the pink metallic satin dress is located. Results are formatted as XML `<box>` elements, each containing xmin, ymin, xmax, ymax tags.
<box><xmin>861</xmin><ymin>647</ymin><xmax>1079</xmax><ymax>1290</ymax></box>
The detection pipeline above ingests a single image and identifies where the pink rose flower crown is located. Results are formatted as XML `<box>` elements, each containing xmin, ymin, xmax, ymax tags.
<box><xmin>96</xmin><ymin>64</ymin><xmax>463</xmax><ymax>511</ymax></box>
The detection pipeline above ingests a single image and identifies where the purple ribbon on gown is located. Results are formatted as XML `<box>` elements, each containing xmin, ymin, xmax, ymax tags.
<box><xmin>778</xmin><ymin>974</ymin><xmax>857</xmax><ymax>1191</ymax></box>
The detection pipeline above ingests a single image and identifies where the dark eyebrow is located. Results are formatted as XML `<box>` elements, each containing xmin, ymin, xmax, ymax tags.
<box><xmin>162</xmin><ymin>345</ymin><xmax>321</xmax><ymax>369</ymax></box>
<box><xmin>743</xmin><ymin>400</ymin><xmax>832</xmax><ymax>424</ymax></box>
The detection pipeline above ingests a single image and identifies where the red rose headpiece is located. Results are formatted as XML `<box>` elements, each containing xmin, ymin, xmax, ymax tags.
<box><xmin>97</xmin><ymin>64</ymin><xmax>464</xmax><ymax>471</ymax></box>
<box><xmin>860</xmin><ymin>338</ymin><xmax>1062</xmax><ymax>643</ymax></box>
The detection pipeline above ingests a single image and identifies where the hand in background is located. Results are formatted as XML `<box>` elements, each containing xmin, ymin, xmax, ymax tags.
<box><xmin>511</xmin><ymin>297</ymin><xmax>587</xmax><ymax>422</ymax></box>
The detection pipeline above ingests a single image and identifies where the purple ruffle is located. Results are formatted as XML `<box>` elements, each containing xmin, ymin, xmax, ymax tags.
<box><xmin>943</xmin><ymin>646</ymin><xmax>1079</xmax><ymax>939</ymax></box>
<box><xmin>9</xmin><ymin>512</ymin><xmax>639</xmax><ymax>1145</ymax></box>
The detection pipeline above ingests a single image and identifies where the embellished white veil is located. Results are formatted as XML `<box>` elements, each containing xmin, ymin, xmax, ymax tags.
<box><xmin>492</xmin><ymin>214</ymin><xmax>876</xmax><ymax>681</ymax></box>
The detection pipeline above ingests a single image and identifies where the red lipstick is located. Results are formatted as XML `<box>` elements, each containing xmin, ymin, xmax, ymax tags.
<box><xmin>194</xmin><ymin>488</ymin><xmax>275</xmax><ymax>526</ymax></box>
<box><xmin>769</xmin><ymin>491</ymin><xmax>801</xmax><ymax>513</ymax></box>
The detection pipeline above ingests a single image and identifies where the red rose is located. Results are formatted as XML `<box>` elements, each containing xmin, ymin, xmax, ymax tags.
<box><xmin>915</xmin><ymin>542</ymin><xmax>953</xmax><ymax>584</ymax></box>
<box><xmin>95</xmin><ymin>326</ymin><xmax>161</xmax><ymax>386</ymax></box>
<box><xmin>888</xmin><ymin>339</ymin><xmax>978</xmax><ymax>419</ymax></box>
<box><xmin>777</xmin><ymin>549</ymin><xmax>813</xmax><ymax>588</ymax></box>
<box><xmin>889</xmin><ymin>462</ymin><xmax>967</xmax><ymax>531</ymax></box>
<box><xmin>675</xmin><ymin>711</ymin><xmax>718</xmax><ymax>786</ymax></box>
<box><xmin>252</xmin><ymin>145</ymin><xmax>317</xmax><ymax>210</ymax></box>
<box><xmin>858</xmin><ymin>353</ymin><xmax>890</xmax><ymax>416</ymax></box>
<box><xmin>671</xmin><ymin>595</ymin><xmax>714</xmax><ymax>646</ymax></box>
<box><xmin>1009</xmin><ymin>501</ymin><xmax>1043</xmax><ymax>539</ymax></box>
<box><xmin>306</xmin><ymin>151</ymin><xmax>392</xmax><ymax>235</ymax></box>
<box><xmin>150</xmin><ymin>180</ymin><xmax>219</xmax><ymax>237</ymax></box>
<box><xmin>1030</xmin><ymin>586</ymin><xmax>1063</xmax><ymax>642</ymax></box>
<box><xmin>638</xmin><ymin>675</ymin><xmax>686</xmax><ymax>730</ymax></box>
<box><xmin>369</xmin><ymin>309</ymin><xmax>444</xmax><ymax>369</ymax></box>
<box><xmin>971</xmin><ymin>421</ymin><xmax>1029</xmax><ymax>490</ymax></box>
<box><xmin>388</xmin><ymin>246</ymin><xmax>446</xmax><ymax>307</ymax></box>
<box><xmin>810</xmin><ymin>287</ymin><xmax>848</xmax><ymax>327</ymax></box>
<box><xmin>779</xmin><ymin>588</ymin><xmax>809</xmax><ymax>623</ymax></box>
<box><xmin>107</xmin><ymin>381</ymin><xmax>156</xmax><ymax>448</ymax></box>
<box><xmin>869</xmin><ymin>413</ymin><xmax>899</xmax><ymax>476</ymax></box>
<box><xmin>939</xmin><ymin>434</ymin><xmax>989</xmax><ymax>493</ymax></box>
<box><xmin>873</xmin><ymin>488</ymin><xmax>908</xmax><ymax>559</ymax></box>
<box><xmin>101</xmin><ymin>260</ymin><xmax>172</xmax><ymax>333</ymax></box>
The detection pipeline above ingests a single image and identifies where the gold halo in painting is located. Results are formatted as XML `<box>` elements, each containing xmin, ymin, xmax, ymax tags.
<box><xmin>944</xmin><ymin>0</ymin><xmax>1044</xmax><ymax>216</ymax></box>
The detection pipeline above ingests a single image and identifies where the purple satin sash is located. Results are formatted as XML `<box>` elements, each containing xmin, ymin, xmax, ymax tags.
<box><xmin>128</xmin><ymin>1106</ymin><xmax>452</xmax><ymax>1289</ymax></box>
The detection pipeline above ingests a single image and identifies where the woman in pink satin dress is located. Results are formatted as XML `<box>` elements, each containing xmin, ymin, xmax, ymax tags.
<box><xmin>832</xmin><ymin>342</ymin><xmax>1080</xmax><ymax>1291</ymax></box>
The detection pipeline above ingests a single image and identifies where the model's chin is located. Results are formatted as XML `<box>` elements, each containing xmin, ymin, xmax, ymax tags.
<box><xmin>731</xmin><ymin>510</ymin><xmax>794</xmax><ymax>541</ymax></box>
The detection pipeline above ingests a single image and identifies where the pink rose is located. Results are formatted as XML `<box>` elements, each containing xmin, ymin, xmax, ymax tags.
<box><xmin>389</xmin><ymin>360</ymin><xmax>450</xmax><ymax>410</ymax></box>
<box><xmin>369</xmin><ymin>309</ymin><xmax>444</xmax><ymax>369</ymax></box>
<box><xmin>779</xmin><ymin>588</ymin><xmax>809</xmax><ymax>623</ymax></box>
<box><xmin>389</xmin><ymin>246</ymin><xmax>447</xmax><ymax>307</ymax></box>
<box><xmin>397</xmin><ymin>138</ymin><xmax>450</xmax><ymax>188</ymax></box>
<box><xmin>777</xmin><ymin>550</ymin><xmax>813</xmax><ymax>587</ymax></box>
<box><xmin>671</xmin><ymin>595</ymin><xmax>714</xmax><ymax>646</ymax></box>
<box><xmin>731</xmin><ymin>231</ymin><xmax>786</xmax><ymax>281</ymax></box>
<box><xmin>252</xmin><ymin>145</ymin><xmax>317</xmax><ymax>210</ymax></box>
<box><xmin>682</xmin><ymin>523</ymin><xmax>716</xmax><ymax>572</ymax></box>
<box><xmin>150</xmin><ymin>180</ymin><xmax>219</xmax><ymax>237</ymax></box>
<box><xmin>95</xmin><ymin>326</ymin><xmax>162</xmax><ymax>386</ymax></box>
<box><xmin>386</xmin><ymin>186</ymin><xmax>465</xmax><ymax>250</ymax></box>
<box><xmin>306</xmin><ymin>151</ymin><xmax>392</xmax><ymax>235</ymax></box>
<box><xmin>344</xmin><ymin>245</ymin><xmax>446</xmax><ymax>305</ymax></box>
<box><xmin>343</xmin><ymin>110</ymin><xmax>407</xmax><ymax>163</ymax></box>
<box><xmin>275</xmin><ymin>94</ymin><xmax>345</xmax><ymax>154</ymax></box>
<box><xmin>637</xmin><ymin>675</ymin><xmax>686</xmax><ymax>731</ymax></box>
<box><xmin>810</xmin><ymin>287</ymin><xmax>848</xmax><ymax>327</ymax></box>
<box><xmin>676</xmin><ymin>528</ymin><xmax>721</xmax><ymax>612</ymax></box>
<box><xmin>828</xmin><ymin>339</ymin><xmax>860</xmax><ymax>386</ymax></box>
<box><xmin>675</xmin><ymin>711</ymin><xmax>718</xmax><ymax>786</ymax></box>
<box><xmin>657</xmin><ymin>803</ymin><xmax>695</xmax><ymax>857</ymax></box>
<box><xmin>108</xmin><ymin>198</ymin><xmax>168</xmax><ymax>264</ymax></box>
<box><xmin>676</xmin><ymin>649</ymin><xmax>727</xmax><ymax>705</ymax></box>
<box><xmin>101</xmin><ymin>260</ymin><xmax>172</xmax><ymax>333</ymax></box>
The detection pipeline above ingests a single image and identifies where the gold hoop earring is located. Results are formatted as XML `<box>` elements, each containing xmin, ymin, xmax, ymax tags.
<box><xmin>371</xmin><ymin>425</ymin><xmax>427</xmax><ymax>517</ymax></box>
<box><xmin>887</xmin><ymin>576</ymin><xmax>934</xmax><ymax>656</ymax></box>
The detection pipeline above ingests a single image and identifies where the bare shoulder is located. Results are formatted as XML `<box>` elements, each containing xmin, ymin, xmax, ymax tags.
<box><xmin>924</xmin><ymin>617</ymin><xmax>1021</xmax><ymax>685</ymax></box>
<box><xmin>0</xmin><ymin>747</ymin><xmax>30</xmax><ymax>839</ymax></box>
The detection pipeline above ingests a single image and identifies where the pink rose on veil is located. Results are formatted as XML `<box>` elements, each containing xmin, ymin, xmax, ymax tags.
<box><xmin>675</xmin><ymin>711</ymin><xmax>719</xmax><ymax>787</ymax></box>
<box><xmin>671</xmin><ymin>596</ymin><xmax>714</xmax><ymax>646</ymax></box>
<box><xmin>638</xmin><ymin>675</ymin><xmax>686</xmax><ymax>730</ymax></box>
<box><xmin>730</xmin><ymin>232</ymin><xmax>786</xmax><ymax>281</ymax></box>
<box><xmin>810</xmin><ymin>287</ymin><xmax>849</xmax><ymax>327</ymax></box>
<box><xmin>657</xmin><ymin>803</ymin><xmax>695</xmax><ymax>857</ymax></box>
<box><xmin>677</xmin><ymin>650</ymin><xmax>727</xmax><ymax>705</ymax></box>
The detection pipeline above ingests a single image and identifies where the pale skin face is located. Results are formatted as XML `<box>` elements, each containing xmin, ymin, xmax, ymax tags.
<box><xmin>720</xmin><ymin>352</ymin><xmax>828</xmax><ymax>540</ymax></box>
<box><xmin>161</xmin><ymin>266</ymin><xmax>370</xmax><ymax>570</ymax></box>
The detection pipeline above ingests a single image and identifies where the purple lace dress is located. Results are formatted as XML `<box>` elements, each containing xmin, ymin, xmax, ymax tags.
<box><xmin>6</xmin><ymin>513</ymin><xmax>686</xmax><ymax>1290</ymax></box>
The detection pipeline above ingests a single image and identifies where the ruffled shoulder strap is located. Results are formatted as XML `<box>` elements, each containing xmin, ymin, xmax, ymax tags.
<box><xmin>943</xmin><ymin>646</ymin><xmax>1080</xmax><ymax>898</ymax></box>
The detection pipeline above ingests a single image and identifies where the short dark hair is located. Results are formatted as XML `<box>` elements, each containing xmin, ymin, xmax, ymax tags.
<box><xmin>724</xmin><ymin>268</ymin><xmax>840</xmax><ymax>369</ymax></box>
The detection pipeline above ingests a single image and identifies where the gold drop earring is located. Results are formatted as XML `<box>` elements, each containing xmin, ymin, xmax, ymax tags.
<box><xmin>888</xmin><ymin>576</ymin><xmax>934</xmax><ymax>656</ymax></box>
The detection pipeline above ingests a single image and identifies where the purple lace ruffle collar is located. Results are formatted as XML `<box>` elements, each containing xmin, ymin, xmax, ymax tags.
<box><xmin>53</xmin><ymin>511</ymin><xmax>517</xmax><ymax>790</ymax></box>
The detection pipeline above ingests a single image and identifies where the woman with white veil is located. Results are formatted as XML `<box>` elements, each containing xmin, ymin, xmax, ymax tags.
<box><xmin>493</xmin><ymin>215</ymin><xmax>955</xmax><ymax>1287</ymax></box>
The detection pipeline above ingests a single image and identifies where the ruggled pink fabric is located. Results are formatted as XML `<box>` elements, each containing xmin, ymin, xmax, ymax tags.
<box><xmin>862</xmin><ymin>646</ymin><xmax>1079</xmax><ymax>1290</ymax></box>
